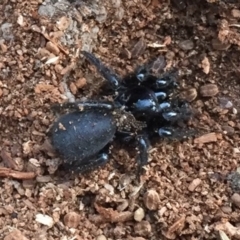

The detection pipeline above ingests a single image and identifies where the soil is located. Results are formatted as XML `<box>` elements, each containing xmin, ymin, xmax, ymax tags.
<box><xmin>1</xmin><ymin>0</ymin><xmax>240</xmax><ymax>239</ymax></box>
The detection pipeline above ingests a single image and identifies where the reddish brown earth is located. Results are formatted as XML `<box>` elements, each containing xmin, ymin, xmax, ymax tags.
<box><xmin>1</xmin><ymin>0</ymin><xmax>240</xmax><ymax>239</ymax></box>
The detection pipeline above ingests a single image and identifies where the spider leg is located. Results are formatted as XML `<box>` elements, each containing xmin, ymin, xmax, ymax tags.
<box><xmin>154</xmin><ymin>69</ymin><xmax>179</xmax><ymax>90</ymax></box>
<box><xmin>52</xmin><ymin>101</ymin><xmax>120</xmax><ymax>112</ymax></box>
<box><xmin>158</xmin><ymin>127</ymin><xmax>196</xmax><ymax>140</ymax></box>
<box><xmin>81</xmin><ymin>51</ymin><xmax>120</xmax><ymax>90</ymax></box>
<box><xmin>61</xmin><ymin>153</ymin><xmax>109</xmax><ymax>173</ymax></box>
<box><xmin>136</xmin><ymin>135</ymin><xmax>150</xmax><ymax>175</ymax></box>
<box><xmin>155</xmin><ymin>91</ymin><xmax>168</xmax><ymax>101</ymax></box>
<box><xmin>161</xmin><ymin>100</ymin><xmax>192</xmax><ymax>122</ymax></box>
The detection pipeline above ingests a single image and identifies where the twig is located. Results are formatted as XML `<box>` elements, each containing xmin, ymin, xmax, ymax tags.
<box><xmin>0</xmin><ymin>167</ymin><xmax>36</xmax><ymax>180</ymax></box>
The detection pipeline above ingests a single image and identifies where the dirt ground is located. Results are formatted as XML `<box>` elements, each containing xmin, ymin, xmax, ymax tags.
<box><xmin>1</xmin><ymin>0</ymin><xmax>240</xmax><ymax>239</ymax></box>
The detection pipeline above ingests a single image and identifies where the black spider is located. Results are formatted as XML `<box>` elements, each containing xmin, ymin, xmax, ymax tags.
<box><xmin>49</xmin><ymin>51</ymin><xmax>192</xmax><ymax>175</ymax></box>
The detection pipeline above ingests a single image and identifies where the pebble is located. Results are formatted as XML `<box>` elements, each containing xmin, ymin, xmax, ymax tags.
<box><xmin>46</xmin><ymin>41</ymin><xmax>60</xmax><ymax>55</ymax></box>
<box><xmin>219</xmin><ymin>97</ymin><xmax>233</xmax><ymax>109</ymax></box>
<box><xmin>143</xmin><ymin>189</ymin><xmax>160</xmax><ymax>210</ymax></box>
<box><xmin>180</xmin><ymin>88</ymin><xmax>197</xmax><ymax>102</ymax></box>
<box><xmin>134</xmin><ymin>221</ymin><xmax>152</xmax><ymax>237</ymax></box>
<box><xmin>221</xmin><ymin>206</ymin><xmax>232</xmax><ymax>214</ymax></box>
<box><xmin>212</xmin><ymin>38</ymin><xmax>230</xmax><ymax>50</ymax></box>
<box><xmin>134</xmin><ymin>208</ymin><xmax>145</xmax><ymax>222</ymax></box>
<box><xmin>35</xmin><ymin>213</ymin><xmax>54</xmax><ymax>227</ymax></box>
<box><xmin>63</xmin><ymin>212</ymin><xmax>81</xmax><ymax>228</ymax></box>
<box><xmin>178</xmin><ymin>40</ymin><xmax>194</xmax><ymax>51</ymax></box>
<box><xmin>200</xmin><ymin>84</ymin><xmax>219</xmax><ymax>97</ymax></box>
<box><xmin>96</xmin><ymin>235</ymin><xmax>107</xmax><ymax>240</ymax></box>
<box><xmin>222</xmin><ymin>125</ymin><xmax>234</xmax><ymax>135</ymax></box>
<box><xmin>75</xmin><ymin>77</ymin><xmax>87</xmax><ymax>89</ymax></box>
<box><xmin>231</xmin><ymin>193</ymin><xmax>240</xmax><ymax>208</ymax></box>
<box><xmin>4</xmin><ymin>229</ymin><xmax>28</xmax><ymax>240</ymax></box>
<box><xmin>188</xmin><ymin>178</ymin><xmax>202</xmax><ymax>192</ymax></box>
<box><xmin>232</xmin><ymin>9</ymin><xmax>240</xmax><ymax>18</ymax></box>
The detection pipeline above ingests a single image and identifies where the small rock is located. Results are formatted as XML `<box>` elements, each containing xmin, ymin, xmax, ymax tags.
<box><xmin>1</xmin><ymin>23</ymin><xmax>14</xmax><ymax>41</ymax></box>
<box><xmin>134</xmin><ymin>221</ymin><xmax>152</xmax><ymax>237</ymax></box>
<box><xmin>233</xmin><ymin>108</ymin><xmax>238</xmax><ymax>115</ymax></box>
<box><xmin>231</xmin><ymin>193</ymin><xmax>240</xmax><ymax>208</ymax></box>
<box><xmin>57</xmin><ymin>16</ymin><xmax>70</xmax><ymax>31</ymax></box>
<box><xmin>212</xmin><ymin>38</ymin><xmax>230</xmax><ymax>50</ymax></box>
<box><xmin>232</xmin><ymin>9</ymin><xmax>240</xmax><ymax>18</ymax></box>
<box><xmin>134</xmin><ymin>208</ymin><xmax>145</xmax><ymax>222</ymax></box>
<box><xmin>201</xmin><ymin>56</ymin><xmax>210</xmax><ymax>74</ymax></box>
<box><xmin>36</xmin><ymin>175</ymin><xmax>52</xmax><ymax>183</ymax></box>
<box><xmin>188</xmin><ymin>178</ymin><xmax>202</xmax><ymax>192</ymax></box>
<box><xmin>96</xmin><ymin>235</ymin><xmax>107</xmax><ymax>240</ymax></box>
<box><xmin>54</xmin><ymin>64</ymin><xmax>64</xmax><ymax>74</ymax></box>
<box><xmin>35</xmin><ymin>213</ymin><xmax>54</xmax><ymax>227</ymax></box>
<box><xmin>222</xmin><ymin>125</ymin><xmax>234</xmax><ymax>135</ymax></box>
<box><xmin>233</xmin><ymin>148</ymin><xmax>240</xmax><ymax>154</ymax></box>
<box><xmin>200</xmin><ymin>84</ymin><xmax>219</xmax><ymax>97</ymax></box>
<box><xmin>63</xmin><ymin>211</ymin><xmax>81</xmax><ymax>228</ymax></box>
<box><xmin>128</xmin><ymin>237</ymin><xmax>146</xmax><ymax>240</ymax></box>
<box><xmin>180</xmin><ymin>88</ymin><xmax>197</xmax><ymax>102</ymax></box>
<box><xmin>37</xmin><ymin>48</ymin><xmax>51</xmax><ymax>58</ymax></box>
<box><xmin>46</xmin><ymin>41</ymin><xmax>60</xmax><ymax>55</ymax></box>
<box><xmin>115</xmin><ymin>7</ymin><xmax>125</xmax><ymax>21</ymax></box>
<box><xmin>69</xmin><ymin>82</ymin><xmax>78</xmax><ymax>95</ymax></box>
<box><xmin>75</xmin><ymin>78</ymin><xmax>87</xmax><ymax>89</ymax></box>
<box><xmin>178</xmin><ymin>40</ymin><xmax>194</xmax><ymax>51</ymax></box>
<box><xmin>143</xmin><ymin>189</ymin><xmax>160</xmax><ymax>210</ymax></box>
<box><xmin>38</xmin><ymin>4</ymin><xmax>56</xmax><ymax>18</ymax></box>
<box><xmin>219</xmin><ymin>97</ymin><xmax>233</xmax><ymax>109</ymax></box>
<box><xmin>227</xmin><ymin>172</ymin><xmax>240</xmax><ymax>192</ymax></box>
<box><xmin>4</xmin><ymin>229</ymin><xmax>28</xmax><ymax>240</ymax></box>
<box><xmin>0</xmin><ymin>42</ymin><xmax>8</xmax><ymax>52</ymax></box>
<box><xmin>221</xmin><ymin>206</ymin><xmax>232</xmax><ymax>214</ymax></box>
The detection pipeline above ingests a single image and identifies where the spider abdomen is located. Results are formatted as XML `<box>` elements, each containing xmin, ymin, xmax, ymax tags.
<box><xmin>50</xmin><ymin>110</ymin><xmax>116</xmax><ymax>164</ymax></box>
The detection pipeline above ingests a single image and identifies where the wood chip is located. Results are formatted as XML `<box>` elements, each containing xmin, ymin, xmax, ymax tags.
<box><xmin>94</xmin><ymin>203</ymin><xmax>133</xmax><ymax>223</ymax></box>
<box><xmin>35</xmin><ymin>213</ymin><xmax>54</xmax><ymax>227</ymax></box>
<box><xmin>201</xmin><ymin>56</ymin><xmax>210</xmax><ymax>74</ymax></box>
<box><xmin>168</xmin><ymin>216</ymin><xmax>186</xmax><ymax>234</ymax></box>
<box><xmin>188</xmin><ymin>178</ymin><xmax>202</xmax><ymax>191</ymax></box>
<box><xmin>194</xmin><ymin>132</ymin><xmax>218</xmax><ymax>144</ymax></box>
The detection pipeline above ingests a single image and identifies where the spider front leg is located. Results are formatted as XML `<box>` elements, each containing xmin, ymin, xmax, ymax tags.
<box><xmin>81</xmin><ymin>51</ymin><xmax>120</xmax><ymax>90</ymax></box>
